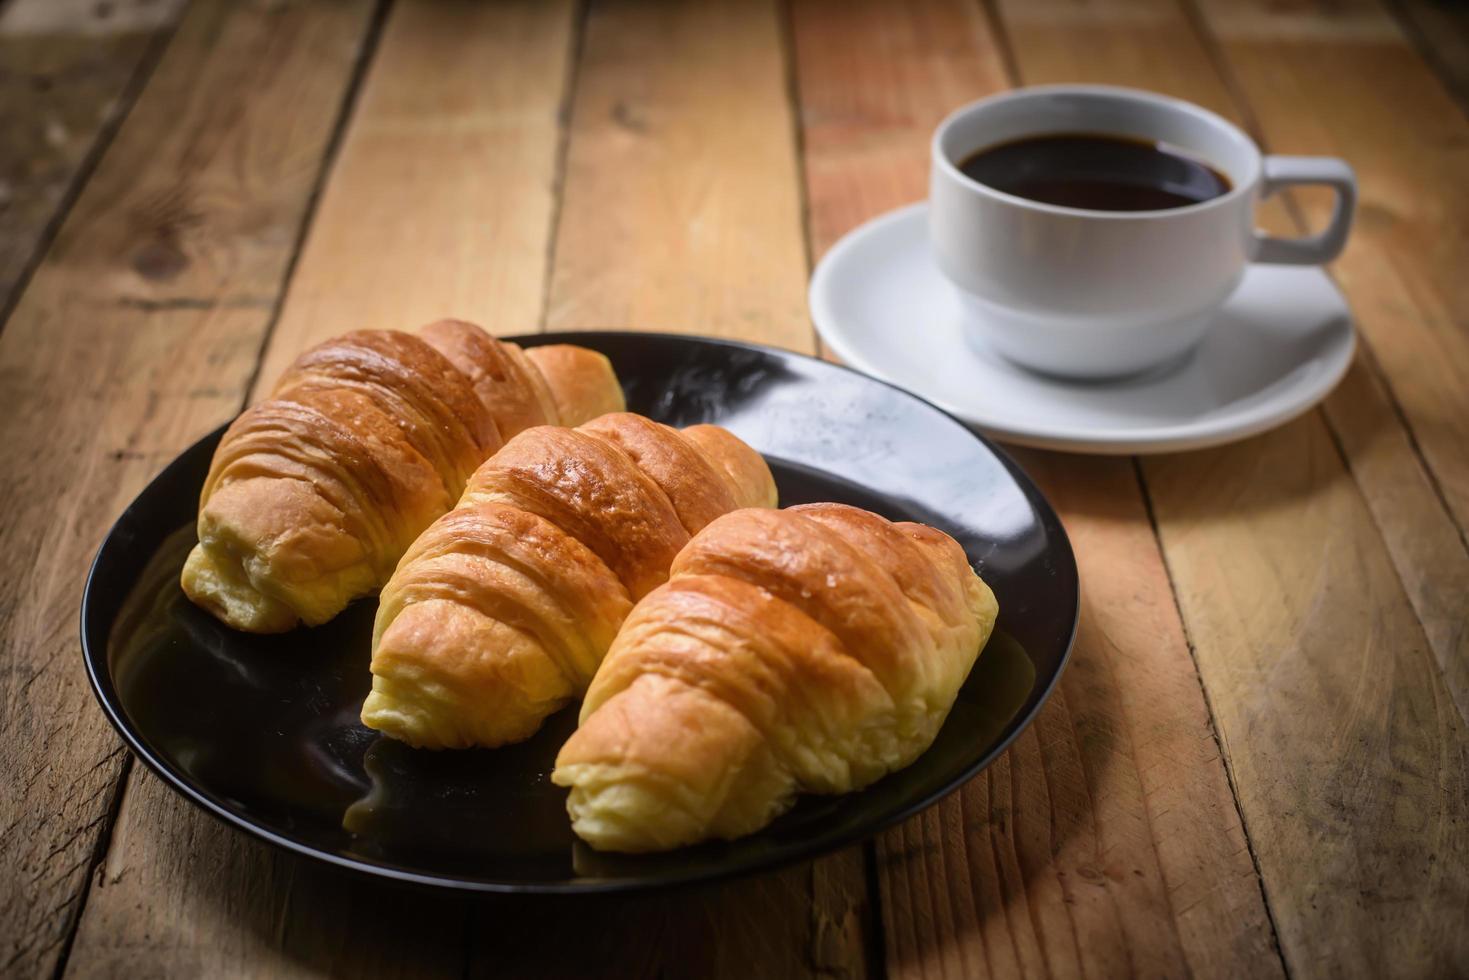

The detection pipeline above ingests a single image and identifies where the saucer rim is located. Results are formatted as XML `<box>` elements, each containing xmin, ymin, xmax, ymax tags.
<box><xmin>809</xmin><ymin>201</ymin><xmax>1356</xmax><ymax>455</ymax></box>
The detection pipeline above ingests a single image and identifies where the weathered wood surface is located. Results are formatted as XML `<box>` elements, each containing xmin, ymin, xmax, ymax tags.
<box><xmin>0</xmin><ymin>0</ymin><xmax>185</xmax><ymax>316</ymax></box>
<box><xmin>63</xmin><ymin>1</ymin><xmax>575</xmax><ymax>975</ymax></box>
<box><xmin>1000</xmin><ymin>0</ymin><xmax>1469</xmax><ymax>975</ymax></box>
<box><xmin>521</xmin><ymin>1</ymin><xmax>872</xmax><ymax>975</ymax></box>
<box><xmin>793</xmin><ymin>0</ymin><xmax>1002</xmax><ymax>261</ymax></box>
<box><xmin>65</xmin><ymin>1</ymin><xmax>874</xmax><ymax>977</ymax></box>
<box><xmin>1379</xmin><ymin>0</ymin><xmax>1469</xmax><ymax>115</ymax></box>
<box><xmin>545</xmin><ymin>0</ymin><xmax>809</xmax><ymax>339</ymax></box>
<box><xmin>1191</xmin><ymin>0</ymin><xmax>1469</xmax><ymax>725</ymax></box>
<box><xmin>1201</xmin><ymin>0</ymin><xmax>1469</xmax><ymax>540</ymax></box>
<box><xmin>0</xmin><ymin>0</ymin><xmax>1464</xmax><ymax>975</ymax></box>
<box><xmin>1146</xmin><ymin>421</ymin><xmax>1469</xmax><ymax>978</ymax></box>
<box><xmin>0</xmin><ymin>0</ymin><xmax>379</xmax><ymax>975</ymax></box>
<box><xmin>251</xmin><ymin>0</ymin><xmax>578</xmax><ymax>391</ymax></box>
<box><xmin>791</xmin><ymin>2</ymin><xmax>1283</xmax><ymax>977</ymax></box>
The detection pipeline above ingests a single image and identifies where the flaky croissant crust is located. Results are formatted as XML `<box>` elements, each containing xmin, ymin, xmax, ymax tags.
<box><xmin>361</xmin><ymin>413</ymin><xmax>777</xmax><ymax>750</ymax></box>
<box><xmin>180</xmin><ymin>320</ymin><xmax>622</xmax><ymax>633</ymax></box>
<box><xmin>552</xmin><ymin>503</ymin><xmax>998</xmax><ymax>853</ymax></box>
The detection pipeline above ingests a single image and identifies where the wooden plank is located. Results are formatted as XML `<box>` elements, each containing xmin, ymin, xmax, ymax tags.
<box><xmin>1323</xmin><ymin>357</ymin><xmax>1469</xmax><ymax>719</ymax></box>
<box><xmin>71</xmin><ymin>2</ymin><xmax>872</xmax><ymax>976</ymax></box>
<box><xmin>252</xmin><ymin>0</ymin><xmax>577</xmax><ymax>392</ymax></box>
<box><xmin>61</xmin><ymin>2</ymin><xmax>584</xmax><ymax>977</ymax></box>
<box><xmin>1196</xmin><ymin>0</ymin><xmax>1469</xmax><ymax>541</ymax></box>
<box><xmin>544</xmin><ymin>0</ymin><xmax>810</xmax><ymax>344</ymax></box>
<box><xmin>1003</xmin><ymin>0</ymin><xmax>1469</xmax><ymax>731</ymax></box>
<box><xmin>1199</xmin><ymin>1</ymin><xmax>1469</xmax><ymax>720</ymax></box>
<box><xmin>0</xmin><ymin>0</ymin><xmax>185</xmax><ymax>316</ymax></box>
<box><xmin>997</xmin><ymin>0</ymin><xmax>1469</xmax><ymax>974</ymax></box>
<box><xmin>1388</xmin><ymin>0</ymin><xmax>1469</xmax><ymax>112</ymax></box>
<box><xmin>1190</xmin><ymin>0</ymin><xmax>1469</xmax><ymax>725</ymax></box>
<box><xmin>0</xmin><ymin>1</ymin><xmax>380</xmax><ymax>976</ymax></box>
<box><xmin>1144</xmin><ymin>419</ymin><xmax>1469</xmax><ymax>977</ymax></box>
<box><xmin>794</xmin><ymin>0</ymin><xmax>1004</xmax><ymax>259</ymax></box>
<box><xmin>879</xmin><ymin>452</ymin><xmax>1287</xmax><ymax>980</ymax></box>
<box><xmin>470</xmin><ymin>857</ymin><xmax>871</xmax><ymax>979</ymax></box>
<box><xmin>789</xmin><ymin>2</ymin><xmax>1282</xmax><ymax>977</ymax></box>
<box><xmin>471</xmin><ymin>1</ymin><xmax>872</xmax><ymax>975</ymax></box>
<box><xmin>67</xmin><ymin>769</ymin><xmax>468</xmax><ymax>979</ymax></box>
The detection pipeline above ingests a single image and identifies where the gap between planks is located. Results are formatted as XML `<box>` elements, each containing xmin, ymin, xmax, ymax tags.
<box><xmin>790</xmin><ymin>1</ymin><xmax>1283</xmax><ymax>976</ymax></box>
<box><xmin>1126</xmin><ymin>455</ymin><xmax>1289</xmax><ymax>971</ymax></box>
<box><xmin>234</xmin><ymin>0</ymin><xmax>395</xmax><ymax>422</ymax></box>
<box><xmin>1179</xmin><ymin>0</ymin><xmax>1469</xmax><ymax>725</ymax></box>
<box><xmin>56</xmin><ymin>0</ymin><xmax>396</xmax><ymax>965</ymax></box>
<box><xmin>773</xmin><ymin>0</ymin><xmax>889</xmax><ymax>936</ymax></box>
<box><xmin>0</xmin><ymin>0</ymin><xmax>186</xmax><ymax>337</ymax></box>
<box><xmin>0</xmin><ymin>0</ymin><xmax>388</xmax><ymax>975</ymax></box>
<box><xmin>1384</xmin><ymin>0</ymin><xmax>1469</xmax><ymax>116</ymax></box>
<box><xmin>773</xmin><ymin>0</ymin><xmax>823</xmax><ymax>358</ymax></box>
<box><xmin>535</xmin><ymin>0</ymin><xmax>592</xmax><ymax>335</ymax></box>
<box><xmin>62</xmin><ymin>2</ymin><xmax>876</xmax><ymax>977</ymax></box>
<box><xmin>989</xmin><ymin>0</ymin><xmax>1469</xmax><ymax>975</ymax></box>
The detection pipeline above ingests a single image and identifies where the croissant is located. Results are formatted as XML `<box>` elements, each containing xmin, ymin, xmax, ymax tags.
<box><xmin>551</xmin><ymin>503</ymin><xmax>998</xmax><ymax>852</ymax></box>
<box><xmin>361</xmin><ymin>413</ymin><xmax>777</xmax><ymax>750</ymax></box>
<box><xmin>181</xmin><ymin>320</ymin><xmax>623</xmax><ymax>633</ymax></box>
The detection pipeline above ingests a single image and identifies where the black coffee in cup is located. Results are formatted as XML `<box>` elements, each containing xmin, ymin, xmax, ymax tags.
<box><xmin>957</xmin><ymin>133</ymin><xmax>1231</xmax><ymax>212</ymax></box>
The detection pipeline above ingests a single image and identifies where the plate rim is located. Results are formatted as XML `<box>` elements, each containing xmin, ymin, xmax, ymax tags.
<box><xmin>81</xmin><ymin>330</ymin><xmax>1079</xmax><ymax>895</ymax></box>
<box><xmin>809</xmin><ymin>201</ymin><xmax>1357</xmax><ymax>454</ymax></box>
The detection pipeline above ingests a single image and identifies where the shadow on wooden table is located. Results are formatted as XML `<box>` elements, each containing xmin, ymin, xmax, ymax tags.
<box><xmin>183</xmin><ymin>417</ymin><xmax>1341</xmax><ymax>978</ymax></box>
<box><xmin>1007</xmin><ymin>414</ymin><xmax>1352</xmax><ymax>526</ymax></box>
<box><xmin>865</xmin><ymin>438</ymin><xmax>1287</xmax><ymax>978</ymax></box>
<box><xmin>155</xmin><ymin>813</ymin><xmax>874</xmax><ymax>978</ymax></box>
<box><xmin>80</xmin><ymin>423</ymin><xmax>1363</xmax><ymax>978</ymax></box>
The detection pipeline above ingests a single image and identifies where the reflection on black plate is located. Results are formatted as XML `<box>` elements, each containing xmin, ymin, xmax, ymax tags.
<box><xmin>83</xmin><ymin>332</ymin><xmax>1078</xmax><ymax>893</ymax></box>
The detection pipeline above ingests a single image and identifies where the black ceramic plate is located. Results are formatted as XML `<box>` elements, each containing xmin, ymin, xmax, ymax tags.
<box><xmin>82</xmin><ymin>332</ymin><xmax>1078</xmax><ymax>894</ymax></box>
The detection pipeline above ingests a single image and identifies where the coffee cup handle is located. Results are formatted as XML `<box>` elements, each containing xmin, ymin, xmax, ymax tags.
<box><xmin>1252</xmin><ymin>156</ymin><xmax>1357</xmax><ymax>265</ymax></box>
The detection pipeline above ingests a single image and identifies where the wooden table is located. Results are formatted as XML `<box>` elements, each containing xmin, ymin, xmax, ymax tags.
<box><xmin>3</xmin><ymin>0</ymin><xmax>1467</xmax><ymax>976</ymax></box>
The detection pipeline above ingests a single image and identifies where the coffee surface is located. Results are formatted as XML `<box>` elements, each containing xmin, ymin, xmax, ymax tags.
<box><xmin>958</xmin><ymin>133</ymin><xmax>1231</xmax><ymax>211</ymax></box>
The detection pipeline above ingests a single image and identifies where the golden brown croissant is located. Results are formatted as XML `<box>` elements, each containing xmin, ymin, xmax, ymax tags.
<box><xmin>181</xmin><ymin>321</ymin><xmax>623</xmax><ymax>633</ymax></box>
<box><xmin>551</xmin><ymin>503</ymin><xmax>998</xmax><ymax>852</ymax></box>
<box><xmin>361</xmin><ymin>413</ymin><xmax>777</xmax><ymax>749</ymax></box>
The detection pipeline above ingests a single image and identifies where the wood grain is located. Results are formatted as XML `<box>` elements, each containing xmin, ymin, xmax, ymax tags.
<box><xmin>790</xmin><ymin>2</ymin><xmax>1282</xmax><ymax>977</ymax></box>
<box><xmin>1323</xmin><ymin>356</ymin><xmax>1469</xmax><ymax>721</ymax></box>
<box><xmin>1004</xmin><ymin>0</ymin><xmax>1469</xmax><ymax>732</ymax></box>
<box><xmin>1388</xmin><ymin>0</ymin><xmax>1469</xmax><ymax>112</ymax></box>
<box><xmin>1145</xmin><ymin>418</ymin><xmax>1469</xmax><ymax>977</ymax></box>
<box><xmin>467</xmin><ymin>855</ymin><xmax>871</xmax><ymax>979</ymax></box>
<box><xmin>63</xmin><ymin>1</ymin><xmax>583</xmax><ymax>976</ymax></box>
<box><xmin>67</xmin><ymin>2</ymin><xmax>873</xmax><ymax>977</ymax></box>
<box><xmin>545</xmin><ymin>0</ymin><xmax>810</xmax><ymax>343</ymax></box>
<box><xmin>1193</xmin><ymin>0</ymin><xmax>1469</xmax><ymax>540</ymax></box>
<box><xmin>70</xmin><ymin>768</ymin><xmax>470</xmax><ymax>979</ymax></box>
<box><xmin>0</xmin><ymin>1</ymin><xmax>379</xmax><ymax>976</ymax></box>
<box><xmin>879</xmin><ymin>452</ymin><xmax>1288</xmax><ymax>980</ymax></box>
<box><xmin>998</xmin><ymin>0</ymin><xmax>1469</xmax><ymax>974</ymax></box>
<box><xmin>0</xmin><ymin>0</ymin><xmax>184</xmax><ymax>315</ymax></box>
<box><xmin>252</xmin><ymin>0</ymin><xmax>578</xmax><ymax>392</ymax></box>
<box><xmin>1188</xmin><ymin>0</ymin><xmax>1469</xmax><ymax>725</ymax></box>
<box><xmin>793</xmin><ymin>0</ymin><xmax>1003</xmax><ymax>260</ymax></box>
<box><xmin>479</xmin><ymin>1</ymin><xmax>873</xmax><ymax>975</ymax></box>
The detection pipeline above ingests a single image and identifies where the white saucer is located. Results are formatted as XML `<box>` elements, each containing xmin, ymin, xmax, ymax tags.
<box><xmin>809</xmin><ymin>203</ymin><xmax>1355</xmax><ymax>454</ymax></box>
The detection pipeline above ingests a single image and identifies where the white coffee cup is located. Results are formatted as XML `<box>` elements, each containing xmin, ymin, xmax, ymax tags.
<box><xmin>929</xmin><ymin>85</ymin><xmax>1356</xmax><ymax>379</ymax></box>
